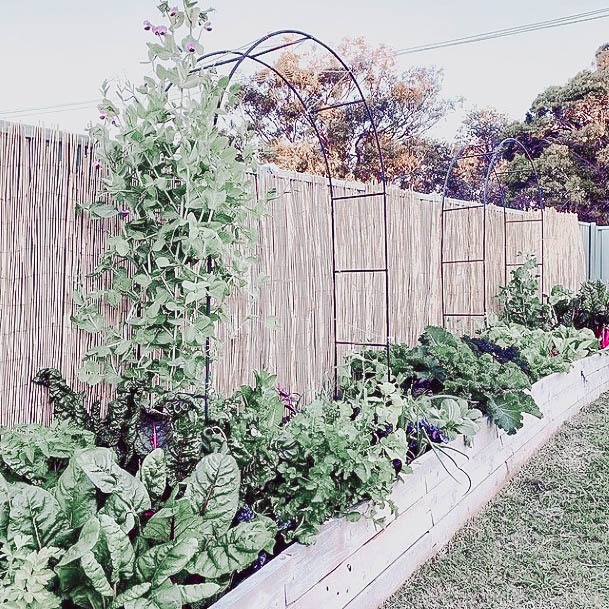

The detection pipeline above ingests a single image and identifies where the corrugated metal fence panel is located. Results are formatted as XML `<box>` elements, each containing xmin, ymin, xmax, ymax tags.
<box><xmin>578</xmin><ymin>221</ymin><xmax>609</xmax><ymax>282</ymax></box>
<box><xmin>580</xmin><ymin>222</ymin><xmax>592</xmax><ymax>278</ymax></box>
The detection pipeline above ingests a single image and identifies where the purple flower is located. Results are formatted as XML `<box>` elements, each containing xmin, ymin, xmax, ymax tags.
<box><xmin>203</xmin><ymin>20</ymin><xmax>212</xmax><ymax>31</ymax></box>
<box><xmin>143</xmin><ymin>20</ymin><xmax>152</xmax><ymax>30</ymax></box>
<box><xmin>184</xmin><ymin>38</ymin><xmax>196</xmax><ymax>53</ymax></box>
<box><xmin>169</xmin><ymin>6</ymin><xmax>178</xmax><ymax>16</ymax></box>
<box><xmin>119</xmin><ymin>209</ymin><xmax>130</xmax><ymax>218</ymax></box>
<box><xmin>99</xmin><ymin>113</ymin><xmax>106</xmax><ymax>121</ymax></box>
<box><xmin>153</xmin><ymin>25</ymin><xmax>167</xmax><ymax>36</ymax></box>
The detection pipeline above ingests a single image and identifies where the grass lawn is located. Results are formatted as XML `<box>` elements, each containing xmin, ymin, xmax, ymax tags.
<box><xmin>382</xmin><ymin>394</ymin><xmax>609</xmax><ymax>609</ymax></box>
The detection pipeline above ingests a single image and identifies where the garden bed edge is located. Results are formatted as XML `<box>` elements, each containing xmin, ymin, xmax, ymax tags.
<box><xmin>210</xmin><ymin>353</ymin><xmax>609</xmax><ymax>609</ymax></box>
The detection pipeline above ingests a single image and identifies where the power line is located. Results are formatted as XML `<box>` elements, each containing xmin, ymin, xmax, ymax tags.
<box><xmin>0</xmin><ymin>99</ymin><xmax>100</xmax><ymax>117</ymax></box>
<box><xmin>3</xmin><ymin>8</ymin><xmax>608</xmax><ymax>119</ymax></box>
<box><xmin>395</xmin><ymin>8</ymin><xmax>609</xmax><ymax>55</ymax></box>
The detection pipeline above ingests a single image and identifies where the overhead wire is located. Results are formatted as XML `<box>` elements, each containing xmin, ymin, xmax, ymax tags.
<box><xmin>2</xmin><ymin>8</ymin><xmax>609</xmax><ymax>119</ymax></box>
<box><xmin>394</xmin><ymin>8</ymin><xmax>609</xmax><ymax>55</ymax></box>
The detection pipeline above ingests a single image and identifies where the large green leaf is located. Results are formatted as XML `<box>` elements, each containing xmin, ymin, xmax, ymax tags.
<box><xmin>81</xmin><ymin>550</ymin><xmax>113</xmax><ymax>596</ymax></box>
<box><xmin>184</xmin><ymin>453</ymin><xmax>239</xmax><ymax>535</ymax></box>
<box><xmin>140</xmin><ymin>449</ymin><xmax>167</xmax><ymax>500</ymax></box>
<box><xmin>487</xmin><ymin>391</ymin><xmax>541</xmax><ymax>435</ymax></box>
<box><xmin>136</xmin><ymin>537</ymin><xmax>199</xmax><ymax>586</ymax></box>
<box><xmin>189</xmin><ymin>519</ymin><xmax>274</xmax><ymax>579</ymax></box>
<box><xmin>98</xmin><ymin>513</ymin><xmax>135</xmax><ymax>582</ymax></box>
<box><xmin>111</xmin><ymin>583</ymin><xmax>151</xmax><ymax>609</ymax></box>
<box><xmin>142</xmin><ymin>499</ymin><xmax>200</xmax><ymax>543</ymax></box>
<box><xmin>76</xmin><ymin>447</ymin><xmax>150</xmax><ymax>531</ymax></box>
<box><xmin>7</xmin><ymin>483</ymin><xmax>66</xmax><ymax>549</ymax></box>
<box><xmin>75</xmin><ymin>447</ymin><xmax>119</xmax><ymax>493</ymax></box>
<box><xmin>149</xmin><ymin>581</ymin><xmax>182</xmax><ymax>609</ymax></box>
<box><xmin>57</xmin><ymin>516</ymin><xmax>100</xmax><ymax>566</ymax></box>
<box><xmin>54</xmin><ymin>459</ymin><xmax>97</xmax><ymax>529</ymax></box>
<box><xmin>178</xmin><ymin>582</ymin><xmax>223</xmax><ymax>604</ymax></box>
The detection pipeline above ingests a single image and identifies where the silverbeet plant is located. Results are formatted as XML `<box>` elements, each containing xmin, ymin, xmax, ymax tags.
<box><xmin>73</xmin><ymin>0</ymin><xmax>261</xmax><ymax>400</ymax></box>
<box><xmin>0</xmin><ymin>448</ymin><xmax>275</xmax><ymax>609</ymax></box>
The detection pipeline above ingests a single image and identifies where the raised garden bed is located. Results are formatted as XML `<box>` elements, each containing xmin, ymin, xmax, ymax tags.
<box><xmin>211</xmin><ymin>352</ymin><xmax>609</xmax><ymax>609</ymax></box>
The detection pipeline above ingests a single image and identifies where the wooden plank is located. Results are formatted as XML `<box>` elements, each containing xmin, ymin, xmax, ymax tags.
<box><xmin>209</xmin><ymin>552</ymin><xmax>290</xmax><ymax>609</ymax></box>
<box><xmin>287</xmin><ymin>495</ymin><xmax>433</xmax><ymax>609</ymax></box>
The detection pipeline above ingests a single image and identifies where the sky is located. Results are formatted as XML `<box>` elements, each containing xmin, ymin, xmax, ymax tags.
<box><xmin>1</xmin><ymin>0</ymin><xmax>608</xmax><ymax>141</ymax></box>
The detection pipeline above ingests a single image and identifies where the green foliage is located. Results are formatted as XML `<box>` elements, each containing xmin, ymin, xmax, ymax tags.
<box><xmin>548</xmin><ymin>284</ymin><xmax>575</xmax><ymax>326</ymax></box>
<box><xmin>424</xmin><ymin>396</ymin><xmax>483</xmax><ymax>442</ymax></box>
<box><xmin>388</xmin><ymin>326</ymin><xmax>540</xmax><ymax>434</ymax></box>
<box><xmin>482</xmin><ymin>322</ymin><xmax>599</xmax><ymax>381</ymax></box>
<box><xmin>497</xmin><ymin>257</ymin><xmax>552</xmax><ymax>330</ymax></box>
<box><xmin>34</xmin><ymin>368</ymin><xmax>217</xmax><ymax>482</ymax></box>
<box><xmin>268</xmin><ymin>397</ymin><xmax>407</xmax><ymax>543</ymax></box>
<box><xmin>213</xmin><ymin>371</ymin><xmax>286</xmax><ymax>510</ymax></box>
<box><xmin>213</xmin><ymin>372</ymin><xmax>416</xmax><ymax>544</ymax></box>
<box><xmin>570</xmin><ymin>280</ymin><xmax>609</xmax><ymax>330</ymax></box>
<box><xmin>0</xmin><ymin>422</ymin><xmax>93</xmax><ymax>486</ymax></box>
<box><xmin>0</xmin><ymin>534</ymin><xmax>62</xmax><ymax>609</ymax></box>
<box><xmin>72</xmin><ymin>0</ymin><xmax>262</xmax><ymax>397</ymax></box>
<box><xmin>0</xmin><ymin>447</ymin><xmax>274</xmax><ymax>609</ymax></box>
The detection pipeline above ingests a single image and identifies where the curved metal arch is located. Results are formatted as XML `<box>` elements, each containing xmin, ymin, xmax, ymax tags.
<box><xmin>482</xmin><ymin>137</ymin><xmax>544</xmax><ymax>211</ymax></box>
<box><xmin>440</xmin><ymin>144</ymin><xmax>491</xmax><ymax>330</ymax></box>
<box><xmin>482</xmin><ymin>137</ymin><xmax>545</xmax><ymax>296</ymax></box>
<box><xmin>440</xmin><ymin>138</ymin><xmax>545</xmax><ymax>333</ymax></box>
<box><xmin>195</xmin><ymin>31</ymin><xmax>391</xmax><ymax>401</ymax></box>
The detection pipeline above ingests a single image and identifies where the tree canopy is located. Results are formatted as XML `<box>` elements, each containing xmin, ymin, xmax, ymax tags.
<box><xmin>237</xmin><ymin>37</ymin><xmax>454</xmax><ymax>186</ymax></box>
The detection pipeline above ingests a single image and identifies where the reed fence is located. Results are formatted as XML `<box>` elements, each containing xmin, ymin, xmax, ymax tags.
<box><xmin>0</xmin><ymin>123</ymin><xmax>586</xmax><ymax>424</ymax></box>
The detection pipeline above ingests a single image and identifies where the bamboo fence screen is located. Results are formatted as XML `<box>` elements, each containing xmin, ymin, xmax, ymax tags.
<box><xmin>0</xmin><ymin>124</ymin><xmax>587</xmax><ymax>424</ymax></box>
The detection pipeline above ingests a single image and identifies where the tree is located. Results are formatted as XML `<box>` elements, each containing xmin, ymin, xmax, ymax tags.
<box><xmin>237</xmin><ymin>37</ymin><xmax>454</xmax><ymax>186</ymax></box>
<box><xmin>503</xmin><ymin>45</ymin><xmax>609</xmax><ymax>222</ymax></box>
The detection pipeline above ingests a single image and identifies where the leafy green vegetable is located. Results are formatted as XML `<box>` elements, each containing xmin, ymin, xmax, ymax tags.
<box><xmin>497</xmin><ymin>256</ymin><xmax>553</xmax><ymax>329</ymax></box>
<box><xmin>0</xmin><ymin>534</ymin><xmax>63</xmax><ymax>609</ymax></box>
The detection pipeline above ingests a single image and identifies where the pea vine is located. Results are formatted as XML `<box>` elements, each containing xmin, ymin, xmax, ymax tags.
<box><xmin>72</xmin><ymin>0</ymin><xmax>261</xmax><ymax>400</ymax></box>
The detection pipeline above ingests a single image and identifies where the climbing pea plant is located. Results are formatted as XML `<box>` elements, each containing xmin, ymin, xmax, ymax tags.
<box><xmin>73</xmin><ymin>1</ymin><xmax>261</xmax><ymax>396</ymax></box>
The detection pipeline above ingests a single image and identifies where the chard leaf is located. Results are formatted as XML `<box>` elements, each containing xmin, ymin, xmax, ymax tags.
<box><xmin>189</xmin><ymin>519</ymin><xmax>274</xmax><ymax>579</ymax></box>
<box><xmin>75</xmin><ymin>447</ymin><xmax>119</xmax><ymax>493</ymax></box>
<box><xmin>57</xmin><ymin>516</ymin><xmax>100</xmax><ymax>566</ymax></box>
<box><xmin>76</xmin><ymin>447</ymin><xmax>150</xmax><ymax>530</ymax></box>
<box><xmin>7</xmin><ymin>483</ymin><xmax>66</xmax><ymax>549</ymax></box>
<box><xmin>54</xmin><ymin>459</ymin><xmax>97</xmax><ymax>529</ymax></box>
<box><xmin>140</xmin><ymin>448</ymin><xmax>167</xmax><ymax>500</ymax></box>
<box><xmin>81</xmin><ymin>550</ymin><xmax>113</xmax><ymax>596</ymax></box>
<box><xmin>98</xmin><ymin>513</ymin><xmax>135</xmax><ymax>582</ymax></box>
<box><xmin>142</xmin><ymin>499</ymin><xmax>200</xmax><ymax>542</ymax></box>
<box><xmin>136</xmin><ymin>537</ymin><xmax>199</xmax><ymax>586</ymax></box>
<box><xmin>149</xmin><ymin>581</ymin><xmax>182</xmax><ymax>609</ymax></box>
<box><xmin>184</xmin><ymin>453</ymin><xmax>239</xmax><ymax>535</ymax></box>
<box><xmin>179</xmin><ymin>582</ymin><xmax>223</xmax><ymax>603</ymax></box>
<box><xmin>111</xmin><ymin>583</ymin><xmax>151</xmax><ymax>608</ymax></box>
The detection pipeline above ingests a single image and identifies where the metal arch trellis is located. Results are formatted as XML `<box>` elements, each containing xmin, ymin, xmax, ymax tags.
<box><xmin>440</xmin><ymin>144</ymin><xmax>492</xmax><ymax>328</ymax></box>
<box><xmin>196</xmin><ymin>30</ymin><xmax>391</xmax><ymax>409</ymax></box>
<box><xmin>482</xmin><ymin>137</ymin><xmax>545</xmax><ymax>297</ymax></box>
<box><xmin>440</xmin><ymin>138</ymin><xmax>545</xmax><ymax>329</ymax></box>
